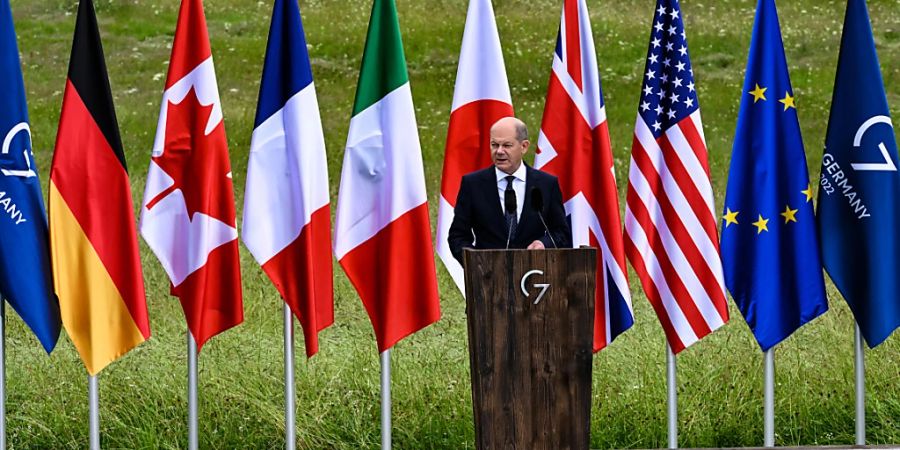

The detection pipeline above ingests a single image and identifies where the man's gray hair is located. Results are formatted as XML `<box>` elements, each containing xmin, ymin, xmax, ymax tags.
<box><xmin>515</xmin><ymin>120</ymin><xmax>529</xmax><ymax>142</ymax></box>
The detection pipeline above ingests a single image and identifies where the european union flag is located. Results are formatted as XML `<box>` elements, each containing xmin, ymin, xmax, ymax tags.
<box><xmin>817</xmin><ymin>0</ymin><xmax>900</xmax><ymax>348</ymax></box>
<box><xmin>720</xmin><ymin>0</ymin><xmax>828</xmax><ymax>351</ymax></box>
<box><xmin>0</xmin><ymin>0</ymin><xmax>60</xmax><ymax>353</ymax></box>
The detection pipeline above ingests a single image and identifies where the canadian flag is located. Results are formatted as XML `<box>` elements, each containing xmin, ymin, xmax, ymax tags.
<box><xmin>140</xmin><ymin>0</ymin><xmax>242</xmax><ymax>349</ymax></box>
<box><xmin>436</xmin><ymin>0</ymin><xmax>514</xmax><ymax>294</ymax></box>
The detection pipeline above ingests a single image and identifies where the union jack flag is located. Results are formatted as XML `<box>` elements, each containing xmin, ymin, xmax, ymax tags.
<box><xmin>535</xmin><ymin>0</ymin><xmax>633</xmax><ymax>352</ymax></box>
<box><xmin>623</xmin><ymin>0</ymin><xmax>729</xmax><ymax>353</ymax></box>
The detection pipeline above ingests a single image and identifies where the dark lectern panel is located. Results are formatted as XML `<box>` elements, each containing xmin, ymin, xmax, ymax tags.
<box><xmin>464</xmin><ymin>248</ymin><xmax>596</xmax><ymax>450</ymax></box>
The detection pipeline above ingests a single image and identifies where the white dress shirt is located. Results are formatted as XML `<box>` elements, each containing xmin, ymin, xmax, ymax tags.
<box><xmin>495</xmin><ymin>164</ymin><xmax>526</xmax><ymax>223</ymax></box>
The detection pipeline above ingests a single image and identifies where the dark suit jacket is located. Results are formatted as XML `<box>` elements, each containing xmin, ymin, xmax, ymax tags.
<box><xmin>448</xmin><ymin>165</ymin><xmax>571</xmax><ymax>263</ymax></box>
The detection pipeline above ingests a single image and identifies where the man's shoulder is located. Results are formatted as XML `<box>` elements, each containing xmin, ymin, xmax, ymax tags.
<box><xmin>461</xmin><ymin>166</ymin><xmax>496</xmax><ymax>183</ymax></box>
<box><xmin>527</xmin><ymin>165</ymin><xmax>559</xmax><ymax>185</ymax></box>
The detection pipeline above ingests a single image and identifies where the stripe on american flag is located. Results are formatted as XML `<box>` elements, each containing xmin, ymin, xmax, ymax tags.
<box><xmin>626</xmin><ymin>115</ymin><xmax>728</xmax><ymax>352</ymax></box>
<box><xmin>624</xmin><ymin>0</ymin><xmax>728</xmax><ymax>353</ymax></box>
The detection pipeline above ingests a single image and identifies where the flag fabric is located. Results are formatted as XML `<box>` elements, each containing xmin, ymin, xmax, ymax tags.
<box><xmin>534</xmin><ymin>0</ymin><xmax>632</xmax><ymax>352</ymax></box>
<box><xmin>334</xmin><ymin>0</ymin><xmax>441</xmax><ymax>352</ymax></box>
<box><xmin>817</xmin><ymin>0</ymin><xmax>900</xmax><ymax>348</ymax></box>
<box><xmin>623</xmin><ymin>0</ymin><xmax>728</xmax><ymax>353</ymax></box>
<box><xmin>243</xmin><ymin>0</ymin><xmax>333</xmax><ymax>357</ymax></box>
<box><xmin>49</xmin><ymin>0</ymin><xmax>149</xmax><ymax>375</ymax></box>
<box><xmin>436</xmin><ymin>0</ymin><xmax>514</xmax><ymax>294</ymax></box>
<box><xmin>140</xmin><ymin>0</ymin><xmax>242</xmax><ymax>349</ymax></box>
<box><xmin>721</xmin><ymin>0</ymin><xmax>828</xmax><ymax>352</ymax></box>
<box><xmin>0</xmin><ymin>0</ymin><xmax>60</xmax><ymax>353</ymax></box>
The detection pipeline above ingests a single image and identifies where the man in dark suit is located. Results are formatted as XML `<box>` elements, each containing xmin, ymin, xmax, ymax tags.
<box><xmin>448</xmin><ymin>117</ymin><xmax>570</xmax><ymax>264</ymax></box>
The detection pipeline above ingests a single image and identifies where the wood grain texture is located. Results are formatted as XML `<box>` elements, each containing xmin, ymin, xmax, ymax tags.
<box><xmin>464</xmin><ymin>249</ymin><xmax>596</xmax><ymax>450</ymax></box>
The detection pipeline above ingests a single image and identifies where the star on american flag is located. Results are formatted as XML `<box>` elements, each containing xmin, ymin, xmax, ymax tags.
<box><xmin>638</xmin><ymin>1</ymin><xmax>699</xmax><ymax>139</ymax></box>
<box><xmin>624</xmin><ymin>0</ymin><xmax>728</xmax><ymax>353</ymax></box>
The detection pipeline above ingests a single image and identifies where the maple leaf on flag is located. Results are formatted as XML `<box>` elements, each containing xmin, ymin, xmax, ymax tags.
<box><xmin>146</xmin><ymin>87</ymin><xmax>235</xmax><ymax>226</ymax></box>
<box><xmin>138</xmin><ymin>0</ymin><xmax>244</xmax><ymax>351</ymax></box>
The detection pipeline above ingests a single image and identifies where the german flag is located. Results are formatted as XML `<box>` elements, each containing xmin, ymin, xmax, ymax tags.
<box><xmin>49</xmin><ymin>0</ymin><xmax>149</xmax><ymax>375</ymax></box>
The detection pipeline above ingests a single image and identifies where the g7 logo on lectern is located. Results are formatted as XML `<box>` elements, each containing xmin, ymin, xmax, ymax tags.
<box><xmin>1</xmin><ymin>123</ymin><xmax>38</xmax><ymax>178</ymax></box>
<box><xmin>520</xmin><ymin>270</ymin><xmax>550</xmax><ymax>305</ymax></box>
<box><xmin>850</xmin><ymin>115</ymin><xmax>897</xmax><ymax>172</ymax></box>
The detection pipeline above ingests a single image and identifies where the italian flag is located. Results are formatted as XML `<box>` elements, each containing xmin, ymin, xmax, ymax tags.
<box><xmin>334</xmin><ymin>0</ymin><xmax>441</xmax><ymax>352</ymax></box>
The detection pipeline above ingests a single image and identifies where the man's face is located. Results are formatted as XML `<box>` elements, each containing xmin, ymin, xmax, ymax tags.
<box><xmin>490</xmin><ymin>124</ymin><xmax>529</xmax><ymax>175</ymax></box>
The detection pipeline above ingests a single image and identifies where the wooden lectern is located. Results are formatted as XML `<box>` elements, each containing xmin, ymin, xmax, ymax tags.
<box><xmin>463</xmin><ymin>248</ymin><xmax>596</xmax><ymax>450</ymax></box>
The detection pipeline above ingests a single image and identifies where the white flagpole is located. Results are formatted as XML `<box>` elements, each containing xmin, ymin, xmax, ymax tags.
<box><xmin>89</xmin><ymin>374</ymin><xmax>100</xmax><ymax>450</ymax></box>
<box><xmin>667</xmin><ymin>344</ymin><xmax>677</xmax><ymax>449</ymax></box>
<box><xmin>381</xmin><ymin>349</ymin><xmax>391</xmax><ymax>450</ymax></box>
<box><xmin>763</xmin><ymin>348</ymin><xmax>775</xmax><ymax>447</ymax></box>
<box><xmin>284</xmin><ymin>305</ymin><xmax>296</xmax><ymax>450</ymax></box>
<box><xmin>855</xmin><ymin>324</ymin><xmax>865</xmax><ymax>445</ymax></box>
<box><xmin>187</xmin><ymin>332</ymin><xmax>198</xmax><ymax>450</ymax></box>
<box><xmin>0</xmin><ymin>300</ymin><xmax>6</xmax><ymax>450</ymax></box>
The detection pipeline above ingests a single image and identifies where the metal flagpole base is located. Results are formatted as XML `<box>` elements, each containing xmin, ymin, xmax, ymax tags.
<box><xmin>381</xmin><ymin>349</ymin><xmax>391</xmax><ymax>450</ymax></box>
<box><xmin>667</xmin><ymin>344</ymin><xmax>677</xmax><ymax>449</ymax></box>
<box><xmin>855</xmin><ymin>325</ymin><xmax>865</xmax><ymax>446</ymax></box>
<box><xmin>764</xmin><ymin>348</ymin><xmax>775</xmax><ymax>447</ymax></box>
<box><xmin>188</xmin><ymin>333</ymin><xmax>198</xmax><ymax>450</ymax></box>
<box><xmin>284</xmin><ymin>305</ymin><xmax>296</xmax><ymax>450</ymax></box>
<box><xmin>89</xmin><ymin>374</ymin><xmax>100</xmax><ymax>450</ymax></box>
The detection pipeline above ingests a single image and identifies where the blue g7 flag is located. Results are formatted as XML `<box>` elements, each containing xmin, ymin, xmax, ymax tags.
<box><xmin>720</xmin><ymin>0</ymin><xmax>828</xmax><ymax>351</ymax></box>
<box><xmin>0</xmin><ymin>0</ymin><xmax>61</xmax><ymax>353</ymax></box>
<box><xmin>817</xmin><ymin>0</ymin><xmax>900</xmax><ymax>348</ymax></box>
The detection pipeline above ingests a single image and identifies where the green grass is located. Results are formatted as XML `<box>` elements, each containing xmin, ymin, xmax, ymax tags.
<box><xmin>5</xmin><ymin>0</ymin><xmax>900</xmax><ymax>448</ymax></box>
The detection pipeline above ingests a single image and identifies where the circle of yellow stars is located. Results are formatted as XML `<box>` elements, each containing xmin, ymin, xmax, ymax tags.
<box><xmin>749</xmin><ymin>83</ymin><xmax>795</xmax><ymax>111</ymax></box>
<box><xmin>723</xmin><ymin>184</ymin><xmax>814</xmax><ymax>234</ymax></box>
<box><xmin>723</xmin><ymin>84</ymin><xmax>807</xmax><ymax>235</ymax></box>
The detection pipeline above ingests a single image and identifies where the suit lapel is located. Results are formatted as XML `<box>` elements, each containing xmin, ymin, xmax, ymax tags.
<box><xmin>517</xmin><ymin>165</ymin><xmax>535</xmax><ymax>240</ymax></box>
<box><xmin>482</xmin><ymin>168</ymin><xmax>507</xmax><ymax>234</ymax></box>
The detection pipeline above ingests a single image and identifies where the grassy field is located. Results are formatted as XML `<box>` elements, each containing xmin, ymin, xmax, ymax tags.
<box><xmin>5</xmin><ymin>0</ymin><xmax>900</xmax><ymax>448</ymax></box>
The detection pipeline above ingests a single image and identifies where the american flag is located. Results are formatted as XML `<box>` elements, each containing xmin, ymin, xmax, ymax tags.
<box><xmin>623</xmin><ymin>0</ymin><xmax>729</xmax><ymax>353</ymax></box>
<box><xmin>535</xmin><ymin>0</ymin><xmax>633</xmax><ymax>352</ymax></box>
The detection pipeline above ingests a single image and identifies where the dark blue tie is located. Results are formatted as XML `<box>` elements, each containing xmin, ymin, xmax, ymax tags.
<box><xmin>504</xmin><ymin>175</ymin><xmax>517</xmax><ymax>239</ymax></box>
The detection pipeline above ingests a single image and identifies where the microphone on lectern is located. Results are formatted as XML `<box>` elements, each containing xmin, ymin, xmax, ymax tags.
<box><xmin>530</xmin><ymin>187</ymin><xmax>557</xmax><ymax>249</ymax></box>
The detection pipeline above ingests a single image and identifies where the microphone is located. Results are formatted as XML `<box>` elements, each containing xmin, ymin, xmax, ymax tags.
<box><xmin>505</xmin><ymin>188</ymin><xmax>517</xmax><ymax>249</ymax></box>
<box><xmin>530</xmin><ymin>187</ymin><xmax>557</xmax><ymax>248</ymax></box>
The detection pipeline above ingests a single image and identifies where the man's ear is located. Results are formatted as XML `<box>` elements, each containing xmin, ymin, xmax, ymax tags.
<box><xmin>521</xmin><ymin>139</ymin><xmax>531</xmax><ymax>153</ymax></box>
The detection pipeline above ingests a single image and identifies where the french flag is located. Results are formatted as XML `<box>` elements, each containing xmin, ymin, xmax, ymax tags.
<box><xmin>242</xmin><ymin>0</ymin><xmax>333</xmax><ymax>357</ymax></box>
